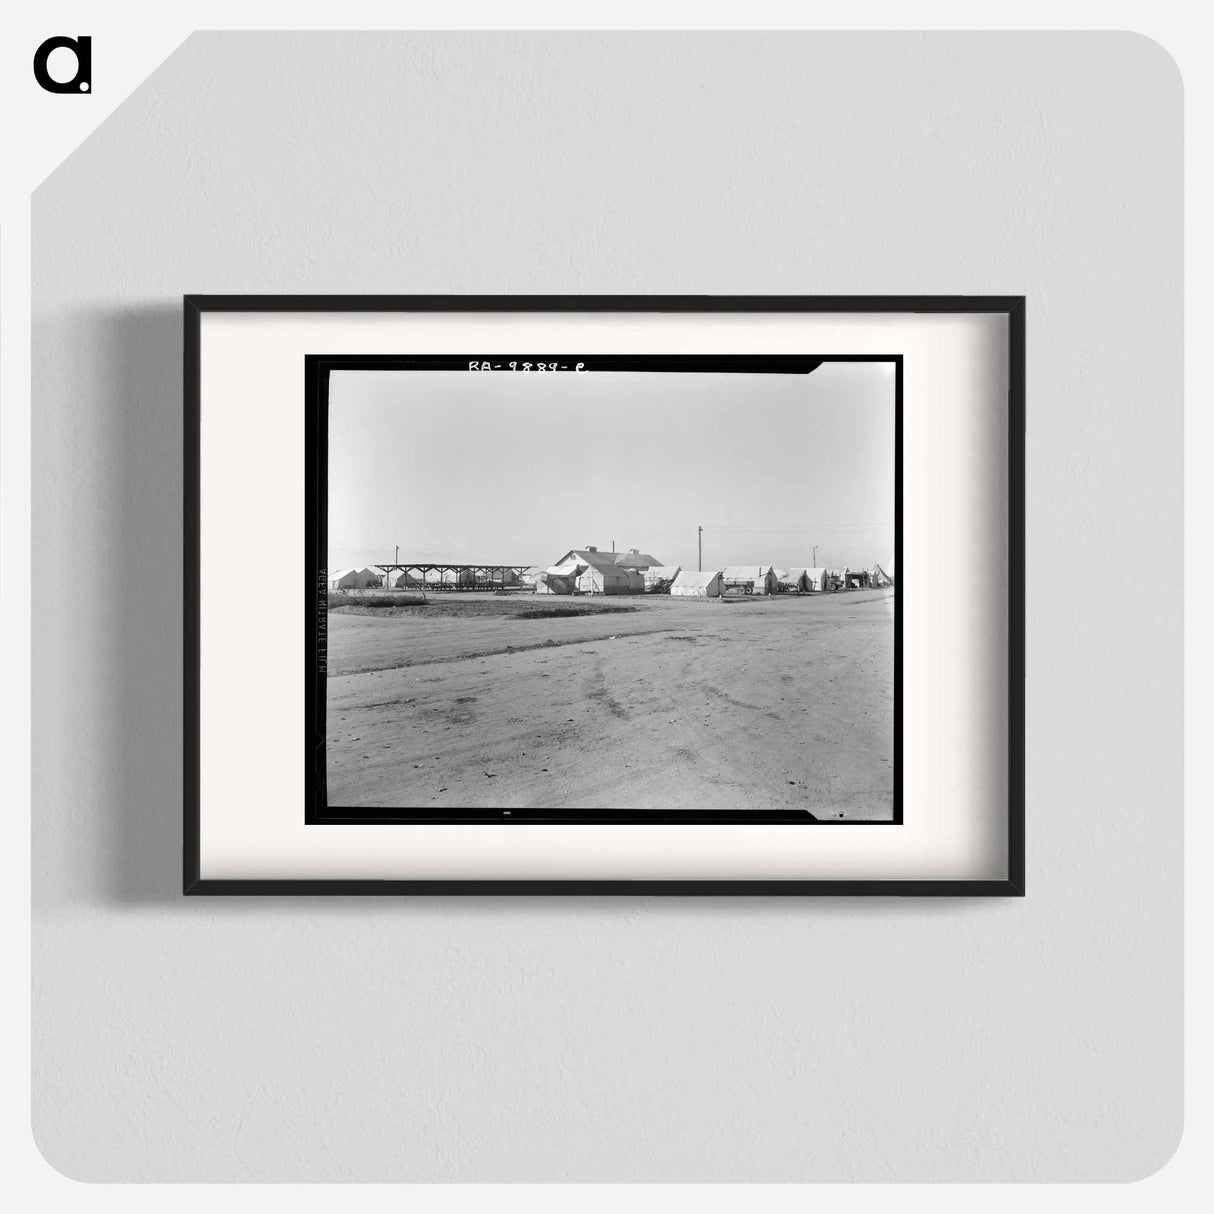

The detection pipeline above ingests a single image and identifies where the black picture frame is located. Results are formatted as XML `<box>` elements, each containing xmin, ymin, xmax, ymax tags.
<box><xmin>184</xmin><ymin>295</ymin><xmax>1025</xmax><ymax>896</ymax></box>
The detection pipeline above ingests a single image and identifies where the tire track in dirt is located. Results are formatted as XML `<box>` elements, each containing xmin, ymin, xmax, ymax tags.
<box><xmin>700</xmin><ymin>681</ymin><xmax>782</xmax><ymax>721</ymax></box>
<box><xmin>335</xmin><ymin>626</ymin><xmax>685</xmax><ymax>675</ymax></box>
<box><xmin>585</xmin><ymin>663</ymin><xmax>630</xmax><ymax>721</ymax></box>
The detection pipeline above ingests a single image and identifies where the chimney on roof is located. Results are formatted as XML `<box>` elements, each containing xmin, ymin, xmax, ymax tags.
<box><xmin>587</xmin><ymin>545</ymin><xmax>597</xmax><ymax>552</ymax></box>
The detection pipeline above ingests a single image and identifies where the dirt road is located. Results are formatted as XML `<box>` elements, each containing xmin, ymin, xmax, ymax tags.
<box><xmin>325</xmin><ymin>590</ymin><xmax>895</xmax><ymax>817</ymax></box>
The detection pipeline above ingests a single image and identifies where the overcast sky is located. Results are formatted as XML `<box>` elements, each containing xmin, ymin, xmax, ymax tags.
<box><xmin>327</xmin><ymin>362</ymin><xmax>896</xmax><ymax>572</ymax></box>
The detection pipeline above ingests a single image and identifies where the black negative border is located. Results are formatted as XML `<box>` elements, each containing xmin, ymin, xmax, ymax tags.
<box><xmin>184</xmin><ymin>295</ymin><xmax>1024</xmax><ymax>896</ymax></box>
<box><xmin>306</xmin><ymin>353</ymin><xmax>899</xmax><ymax>827</ymax></box>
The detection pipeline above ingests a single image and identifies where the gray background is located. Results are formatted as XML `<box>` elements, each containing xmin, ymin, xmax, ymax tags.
<box><xmin>32</xmin><ymin>33</ymin><xmax>1182</xmax><ymax>1181</ymax></box>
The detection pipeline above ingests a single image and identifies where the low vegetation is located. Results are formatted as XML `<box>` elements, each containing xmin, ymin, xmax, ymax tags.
<box><xmin>327</xmin><ymin>591</ymin><xmax>426</xmax><ymax>608</ymax></box>
<box><xmin>327</xmin><ymin>593</ymin><xmax>640</xmax><ymax>621</ymax></box>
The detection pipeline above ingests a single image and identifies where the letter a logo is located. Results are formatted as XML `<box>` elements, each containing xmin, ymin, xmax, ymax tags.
<box><xmin>34</xmin><ymin>35</ymin><xmax>92</xmax><ymax>94</ymax></box>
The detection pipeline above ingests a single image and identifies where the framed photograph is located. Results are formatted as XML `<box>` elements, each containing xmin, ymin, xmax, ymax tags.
<box><xmin>185</xmin><ymin>296</ymin><xmax>1024</xmax><ymax>894</ymax></box>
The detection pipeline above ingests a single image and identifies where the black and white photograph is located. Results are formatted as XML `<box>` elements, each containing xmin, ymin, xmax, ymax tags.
<box><xmin>310</xmin><ymin>354</ymin><xmax>900</xmax><ymax>823</ymax></box>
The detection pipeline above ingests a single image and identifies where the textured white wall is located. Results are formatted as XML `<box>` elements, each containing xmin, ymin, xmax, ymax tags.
<box><xmin>31</xmin><ymin>32</ymin><xmax>1182</xmax><ymax>1181</ymax></box>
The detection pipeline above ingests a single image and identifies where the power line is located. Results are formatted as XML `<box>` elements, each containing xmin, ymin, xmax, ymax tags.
<box><xmin>637</xmin><ymin>525</ymin><xmax>891</xmax><ymax>539</ymax></box>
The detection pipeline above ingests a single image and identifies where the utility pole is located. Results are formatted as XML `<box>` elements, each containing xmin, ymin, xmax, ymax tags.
<box><xmin>395</xmin><ymin>544</ymin><xmax>399</xmax><ymax>565</ymax></box>
<box><xmin>698</xmin><ymin>525</ymin><xmax>703</xmax><ymax>572</ymax></box>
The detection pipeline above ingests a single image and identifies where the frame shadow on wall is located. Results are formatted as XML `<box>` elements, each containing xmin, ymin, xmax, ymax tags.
<box><xmin>70</xmin><ymin>305</ymin><xmax>185</xmax><ymax>905</ymax></box>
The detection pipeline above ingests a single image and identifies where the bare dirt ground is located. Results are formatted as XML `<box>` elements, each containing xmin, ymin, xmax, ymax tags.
<box><xmin>325</xmin><ymin>589</ymin><xmax>895</xmax><ymax>817</ymax></box>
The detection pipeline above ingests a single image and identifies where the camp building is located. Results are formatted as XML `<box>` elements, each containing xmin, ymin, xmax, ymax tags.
<box><xmin>551</xmin><ymin>546</ymin><xmax>662</xmax><ymax>571</ymax></box>
<box><xmin>539</xmin><ymin>546</ymin><xmax>662</xmax><ymax>595</ymax></box>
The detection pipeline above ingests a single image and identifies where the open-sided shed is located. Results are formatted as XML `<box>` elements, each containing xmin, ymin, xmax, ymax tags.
<box><xmin>422</xmin><ymin>568</ymin><xmax>474</xmax><ymax>588</ymax></box>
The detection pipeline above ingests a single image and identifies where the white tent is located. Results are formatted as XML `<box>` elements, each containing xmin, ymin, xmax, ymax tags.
<box><xmin>722</xmin><ymin>565</ymin><xmax>777</xmax><ymax>595</ymax></box>
<box><xmin>775</xmin><ymin>568</ymin><xmax>808</xmax><ymax>592</ymax></box>
<box><xmin>871</xmin><ymin>564</ymin><xmax>894</xmax><ymax>588</ymax></box>
<box><xmin>536</xmin><ymin>560</ymin><xmax>587</xmax><ymax>595</ymax></box>
<box><xmin>422</xmin><ymin>567</ymin><xmax>473</xmax><ymax>587</ymax></box>
<box><xmin>644</xmin><ymin>565</ymin><xmax>682</xmax><ymax>592</ymax></box>
<box><xmin>358</xmin><ymin>566</ymin><xmax>388</xmax><ymax>587</ymax></box>
<box><xmin>384</xmin><ymin>569</ymin><xmax>424</xmax><ymax>588</ymax></box>
<box><xmin>328</xmin><ymin>568</ymin><xmax>363</xmax><ymax>590</ymax></box>
<box><xmin>670</xmin><ymin>570</ymin><xmax>723</xmax><ymax>598</ymax></box>
<box><xmin>803</xmin><ymin>567</ymin><xmax>831</xmax><ymax>591</ymax></box>
<box><xmin>576</xmin><ymin>566</ymin><xmax>632</xmax><ymax>595</ymax></box>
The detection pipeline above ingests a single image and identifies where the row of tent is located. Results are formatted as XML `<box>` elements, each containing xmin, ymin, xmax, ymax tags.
<box><xmin>530</xmin><ymin>561</ymin><xmax>894</xmax><ymax>598</ymax></box>
<box><xmin>671</xmin><ymin>564</ymin><xmax>894</xmax><ymax>597</ymax></box>
<box><xmin>328</xmin><ymin>566</ymin><xmax>520</xmax><ymax>590</ymax></box>
<box><xmin>328</xmin><ymin>566</ymin><xmax>389</xmax><ymax>590</ymax></box>
<box><xmin>670</xmin><ymin>566</ymin><xmax>836</xmax><ymax>598</ymax></box>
